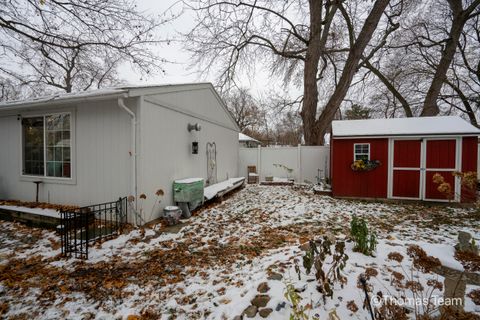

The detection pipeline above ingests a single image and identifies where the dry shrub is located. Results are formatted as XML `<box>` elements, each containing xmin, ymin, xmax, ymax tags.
<box><xmin>375</xmin><ymin>301</ymin><xmax>408</xmax><ymax>320</ymax></box>
<box><xmin>405</xmin><ymin>280</ymin><xmax>424</xmax><ymax>292</ymax></box>
<box><xmin>454</xmin><ymin>250</ymin><xmax>480</xmax><ymax>272</ymax></box>
<box><xmin>0</xmin><ymin>303</ymin><xmax>9</xmax><ymax>317</ymax></box>
<box><xmin>437</xmin><ymin>306</ymin><xmax>480</xmax><ymax>320</ymax></box>
<box><xmin>390</xmin><ymin>271</ymin><xmax>405</xmax><ymax>288</ymax></box>
<box><xmin>387</xmin><ymin>251</ymin><xmax>404</xmax><ymax>263</ymax></box>
<box><xmin>365</xmin><ymin>267</ymin><xmax>378</xmax><ymax>278</ymax></box>
<box><xmin>346</xmin><ymin>300</ymin><xmax>358</xmax><ymax>313</ymax></box>
<box><xmin>407</xmin><ymin>245</ymin><xmax>441</xmax><ymax>273</ymax></box>
<box><xmin>453</xmin><ymin>171</ymin><xmax>478</xmax><ymax>190</ymax></box>
<box><xmin>426</xmin><ymin>278</ymin><xmax>443</xmax><ymax>291</ymax></box>
<box><xmin>467</xmin><ymin>289</ymin><xmax>480</xmax><ymax>305</ymax></box>
<box><xmin>0</xmin><ymin>199</ymin><xmax>78</xmax><ymax>211</ymax></box>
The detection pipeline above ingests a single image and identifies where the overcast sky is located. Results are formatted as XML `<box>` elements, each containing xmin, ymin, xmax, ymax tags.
<box><xmin>118</xmin><ymin>0</ymin><xmax>297</xmax><ymax>100</ymax></box>
<box><xmin>118</xmin><ymin>0</ymin><xmax>196</xmax><ymax>85</ymax></box>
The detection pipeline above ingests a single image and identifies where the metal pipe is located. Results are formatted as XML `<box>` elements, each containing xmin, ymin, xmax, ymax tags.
<box><xmin>118</xmin><ymin>97</ymin><xmax>137</xmax><ymax>223</ymax></box>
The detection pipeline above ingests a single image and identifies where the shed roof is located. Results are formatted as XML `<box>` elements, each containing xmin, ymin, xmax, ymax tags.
<box><xmin>238</xmin><ymin>132</ymin><xmax>260</xmax><ymax>143</ymax></box>
<box><xmin>332</xmin><ymin>116</ymin><xmax>480</xmax><ymax>137</ymax></box>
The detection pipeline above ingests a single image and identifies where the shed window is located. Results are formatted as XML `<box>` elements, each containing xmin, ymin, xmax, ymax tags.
<box><xmin>22</xmin><ymin>113</ymin><xmax>71</xmax><ymax>178</ymax></box>
<box><xmin>354</xmin><ymin>143</ymin><xmax>370</xmax><ymax>161</ymax></box>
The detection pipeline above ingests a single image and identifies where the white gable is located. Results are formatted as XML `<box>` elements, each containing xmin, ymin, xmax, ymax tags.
<box><xmin>332</xmin><ymin>116</ymin><xmax>480</xmax><ymax>137</ymax></box>
<box><xmin>238</xmin><ymin>133</ymin><xmax>259</xmax><ymax>142</ymax></box>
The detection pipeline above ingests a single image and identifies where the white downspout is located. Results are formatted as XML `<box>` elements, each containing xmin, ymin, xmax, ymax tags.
<box><xmin>118</xmin><ymin>97</ymin><xmax>137</xmax><ymax>217</ymax></box>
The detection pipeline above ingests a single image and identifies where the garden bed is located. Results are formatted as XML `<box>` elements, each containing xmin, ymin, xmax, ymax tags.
<box><xmin>0</xmin><ymin>185</ymin><xmax>479</xmax><ymax>319</ymax></box>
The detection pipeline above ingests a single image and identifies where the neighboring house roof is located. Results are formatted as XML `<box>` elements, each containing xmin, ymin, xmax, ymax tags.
<box><xmin>332</xmin><ymin>116</ymin><xmax>480</xmax><ymax>137</ymax></box>
<box><xmin>239</xmin><ymin>132</ymin><xmax>260</xmax><ymax>143</ymax></box>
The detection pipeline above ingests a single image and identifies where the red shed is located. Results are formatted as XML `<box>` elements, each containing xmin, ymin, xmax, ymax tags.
<box><xmin>331</xmin><ymin>116</ymin><xmax>479</xmax><ymax>202</ymax></box>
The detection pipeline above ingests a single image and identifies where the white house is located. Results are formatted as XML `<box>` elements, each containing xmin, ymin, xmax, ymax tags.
<box><xmin>0</xmin><ymin>83</ymin><xmax>240</xmax><ymax>223</ymax></box>
<box><xmin>238</xmin><ymin>132</ymin><xmax>261</xmax><ymax>148</ymax></box>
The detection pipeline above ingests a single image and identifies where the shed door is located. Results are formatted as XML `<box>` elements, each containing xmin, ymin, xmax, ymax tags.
<box><xmin>424</xmin><ymin>139</ymin><xmax>457</xmax><ymax>201</ymax></box>
<box><xmin>392</xmin><ymin>140</ymin><xmax>422</xmax><ymax>199</ymax></box>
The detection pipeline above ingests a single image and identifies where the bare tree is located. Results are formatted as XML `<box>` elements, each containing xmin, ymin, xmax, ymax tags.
<box><xmin>186</xmin><ymin>0</ymin><xmax>393</xmax><ymax>145</ymax></box>
<box><xmin>273</xmin><ymin>111</ymin><xmax>303</xmax><ymax>146</ymax></box>
<box><xmin>0</xmin><ymin>0</ymin><xmax>176</xmax><ymax>97</ymax></box>
<box><xmin>223</xmin><ymin>88</ymin><xmax>265</xmax><ymax>132</ymax></box>
<box><xmin>349</xmin><ymin>0</ymin><xmax>479</xmax><ymax>124</ymax></box>
<box><xmin>421</xmin><ymin>0</ymin><xmax>480</xmax><ymax>116</ymax></box>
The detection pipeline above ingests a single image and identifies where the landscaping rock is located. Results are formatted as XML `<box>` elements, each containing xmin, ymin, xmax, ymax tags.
<box><xmin>275</xmin><ymin>302</ymin><xmax>286</xmax><ymax>311</ymax></box>
<box><xmin>259</xmin><ymin>308</ymin><xmax>273</xmax><ymax>318</ymax></box>
<box><xmin>267</xmin><ymin>273</ymin><xmax>282</xmax><ymax>281</ymax></box>
<box><xmin>257</xmin><ymin>282</ymin><xmax>270</xmax><ymax>293</ymax></box>
<box><xmin>294</xmin><ymin>284</ymin><xmax>307</xmax><ymax>292</ymax></box>
<box><xmin>455</xmin><ymin>231</ymin><xmax>479</xmax><ymax>254</ymax></box>
<box><xmin>251</xmin><ymin>294</ymin><xmax>270</xmax><ymax>308</ymax></box>
<box><xmin>233</xmin><ymin>316</ymin><xmax>243</xmax><ymax>320</ymax></box>
<box><xmin>299</xmin><ymin>242</ymin><xmax>310</xmax><ymax>251</ymax></box>
<box><xmin>243</xmin><ymin>305</ymin><xmax>257</xmax><ymax>318</ymax></box>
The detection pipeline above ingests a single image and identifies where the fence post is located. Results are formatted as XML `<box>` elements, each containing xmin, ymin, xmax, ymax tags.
<box><xmin>257</xmin><ymin>145</ymin><xmax>262</xmax><ymax>181</ymax></box>
<box><xmin>297</xmin><ymin>144</ymin><xmax>302</xmax><ymax>183</ymax></box>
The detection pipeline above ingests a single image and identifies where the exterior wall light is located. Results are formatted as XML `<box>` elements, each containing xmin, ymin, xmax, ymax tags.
<box><xmin>192</xmin><ymin>141</ymin><xmax>199</xmax><ymax>154</ymax></box>
<box><xmin>188</xmin><ymin>123</ymin><xmax>201</xmax><ymax>132</ymax></box>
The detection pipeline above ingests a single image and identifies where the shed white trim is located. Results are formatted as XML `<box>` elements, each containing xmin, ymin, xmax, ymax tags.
<box><xmin>332</xmin><ymin>116</ymin><xmax>480</xmax><ymax>137</ymax></box>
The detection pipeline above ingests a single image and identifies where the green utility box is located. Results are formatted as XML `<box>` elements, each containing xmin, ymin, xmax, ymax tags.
<box><xmin>173</xmin><ymin>178</ymin><xmax>204</xmax><ymax>203</ymax></box>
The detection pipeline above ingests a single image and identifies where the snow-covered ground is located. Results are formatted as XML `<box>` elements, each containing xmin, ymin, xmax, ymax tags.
<box><xmin>0</xmin><ymin>185</ymin><xmax>479</xmax><ymax>319</ymax></box>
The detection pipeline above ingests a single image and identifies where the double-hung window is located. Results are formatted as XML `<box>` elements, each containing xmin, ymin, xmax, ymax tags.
<box><xmin>22</xmin><ymin>113</ymin><xmax>71</xmax><ymax>178</ymax></box>
<box><xmin>354</xmin><ymin>143</ymin><xmax>370</xmax><ymax>162</ymax></box>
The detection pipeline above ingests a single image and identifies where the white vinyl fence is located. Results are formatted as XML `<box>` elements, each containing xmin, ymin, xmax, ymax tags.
<box><xmin>239</xmin><ymin>145</ymin><xmax>330</xmax><ymax>184</ymax></box>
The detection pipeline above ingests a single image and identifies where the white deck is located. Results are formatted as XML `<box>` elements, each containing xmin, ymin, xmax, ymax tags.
<box><xmin>0</xmin><ymin>205</ymin><xmax>60</xmax><ymax>218</ymax></box>
<box><xmin>204</xmin><ymin>177</ymin><xmax>245</xmax><ymax>200</ymax></box>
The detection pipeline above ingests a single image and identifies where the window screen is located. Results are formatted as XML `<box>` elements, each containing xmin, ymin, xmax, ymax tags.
<box><xmin>23</xmin><ymin>113</ymin><xmax>71</xmax><ymax>178</ymax></box>
<box><xmin>354</xmin><ymin>144</ymin><xmax>370</xmax><ymax>161</ymax></box>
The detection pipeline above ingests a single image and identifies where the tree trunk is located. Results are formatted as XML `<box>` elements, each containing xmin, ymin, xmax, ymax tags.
<box><xmin>421</xmin><ymin>0</ymin><xmax>480</xmax><ymax>116</ymax></box>
<box><xmin>314</xmin><ymin>0</ymin><xmax>390</xmax><ymax>144</ymax></box>
<box><xmin>364</xmin><ymin>61</ymin><xmax>413</xmax><ymax>117</ymax></box>
<box><xmin>445</xmin><ymin>79</ymin><xmax>479</xmax><ymax>127</ymax></box>
<box><xmin>301</xmin><ymin>0</ymin><xmax>323</xmax><ymax>145</ymax></box>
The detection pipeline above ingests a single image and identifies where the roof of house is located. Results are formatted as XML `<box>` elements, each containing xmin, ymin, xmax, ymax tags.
<box><xmin>238</xmin><ymin>132</ymin><xmax>260</xmax><ymax>143</ymax></box>
<box><xmin>0</xmin><ymin>82</ymin><xmax>241</xmax><ymax>132</ymax></box>
<box><xmin>332</xmin><ymin>116</ymin><xmax>480</xmax><ymax>137</ymax></box>
<box><xmin>0</xmin><ymin>83</ymin><xmax>213</xmax><ymax>111</ymax></box>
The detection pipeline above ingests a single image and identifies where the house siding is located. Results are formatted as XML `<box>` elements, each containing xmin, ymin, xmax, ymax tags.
<box><xmin>137</xmin><ymin>89</ymin><xmax>239</xmax><ymax>222</ymax></box>
<box><xmin>0</xmin><ymin>84</ymin><xmax>239</xmax><ymax>224</ymax></box>
<box><xmin>0</xmin><ymin>99</ymin><xmax>132</xmax><ymax>208</ymax></box>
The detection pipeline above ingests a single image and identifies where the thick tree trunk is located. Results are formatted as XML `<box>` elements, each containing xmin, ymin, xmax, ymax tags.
<box><xmin>314</xmin><ymin>0</ymin><xmax>390</xmax><ymax>144</ymax></box>
<box><xmin>421</xmin><ymin>2</ymin><xmax>465</xmax><ymax>116</ymax></box>
<box><xmin>301</xmin><ymin>0</ymin><xmax>323</xmax><ymax>145</ymax></box>
<box><xmin>421</xmin><ymin>0</ymin><xmax>480</xmax><ymax>116</ymax></box>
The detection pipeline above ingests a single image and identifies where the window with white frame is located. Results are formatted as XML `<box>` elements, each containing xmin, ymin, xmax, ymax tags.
<box><xmin>354</xmin><ymin>143</ymin><xmax>370</xmax><ymax>161</ymax></box>
<box><xmin>22</xmin><ymin>113</ymin><xmax>71</xmax><ymax>178</ymax></box>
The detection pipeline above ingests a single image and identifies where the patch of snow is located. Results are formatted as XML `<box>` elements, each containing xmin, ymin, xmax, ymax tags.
<box><xmin>418</xmin><ymin>242</ymin><xmax>465</xmax><ymax>271</ymax></box>
<box><xmin>0</xmin><ymin>205</ymin><xmax>60</xmax><ymax>218</ymax></box>
<box><xmin>2</xmin><ymin>185</ymin><xmax>480</xmax><ymax>319</ymax></box>
<box><xmin>204</xmin><ymin>177</ymin><xmax>245</xmax><ymax>200</ymax></box>
<box><xmin>239</xmin><ymin>132</ymin><xmax>260</xmax><ymax>142</ymax></box>
<box><xmin>174</xmin><ymin>177</ymin><xmax>204</xmax><ymax>184</ymax></box>
<box><xmin>332</xmin><ymin>116</ymin><xmax>480</xmax><ymax>137</ymax></box>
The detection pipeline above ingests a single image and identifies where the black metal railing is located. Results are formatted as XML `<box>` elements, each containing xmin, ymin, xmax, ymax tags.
<box><xmin>60</xmin><ymin>197</ymin><xmax>128</xmax><ymax>259</ymax></box>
